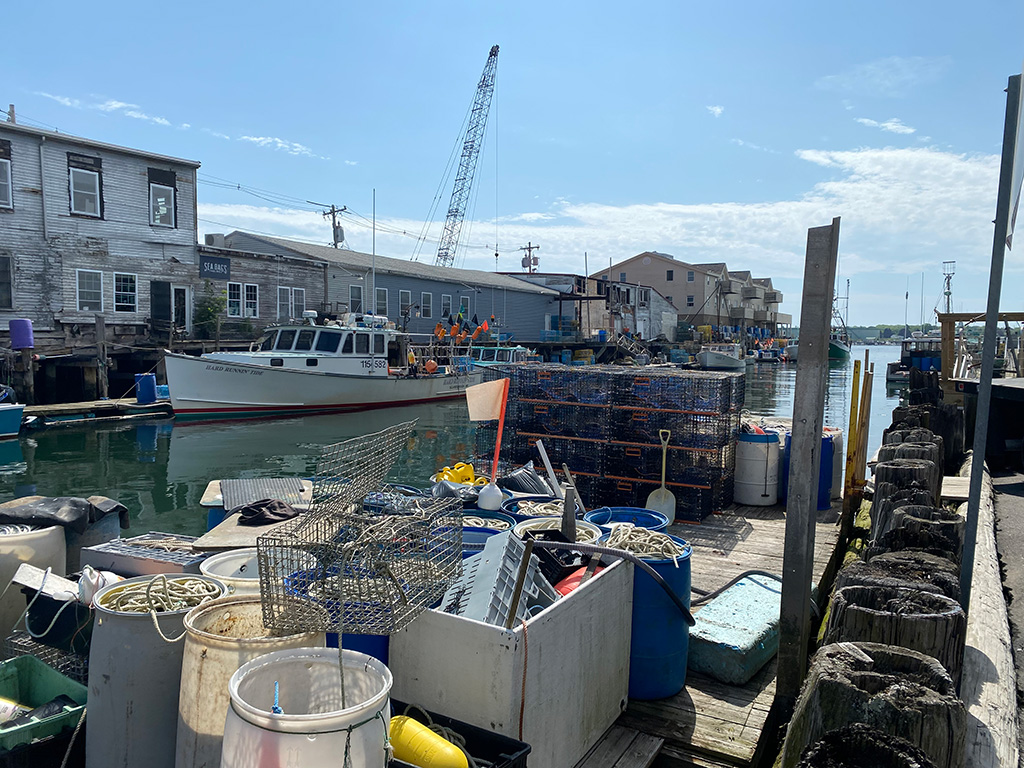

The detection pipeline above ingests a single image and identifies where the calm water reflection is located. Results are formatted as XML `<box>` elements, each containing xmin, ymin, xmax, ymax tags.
<box><xmin>0</xmin><ymin>346</ymin><xmax>903</xmax><ymax>537</ymax></box>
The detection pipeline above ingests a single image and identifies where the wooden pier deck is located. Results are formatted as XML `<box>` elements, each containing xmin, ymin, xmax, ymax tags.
<box><xmin>610</xmin><ymin>502</ymin><xmax>843</xmax><ymax>768</ymax></box>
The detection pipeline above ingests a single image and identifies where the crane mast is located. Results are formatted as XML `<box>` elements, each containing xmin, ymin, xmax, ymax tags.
<box><xmin>434</xmin><ymin>45</ymin><xmax>499</xmax><ymax>268</ymax></box>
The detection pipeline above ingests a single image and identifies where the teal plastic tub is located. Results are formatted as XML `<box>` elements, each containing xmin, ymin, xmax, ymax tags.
<box><xmin>0</xmin><ymin>655</ymin><xmax>87</xmax><ymax>751</ymax></box>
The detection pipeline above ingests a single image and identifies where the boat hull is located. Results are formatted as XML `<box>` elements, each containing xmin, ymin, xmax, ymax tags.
<box><xmin>164</xmin><ymin>352</ymin><xmax>482</xmax><ymax>419</ymax></box>
<box><xmin>696</xmin><ymin>350</ymin><xmax>747</xmax><ymax>371</ymax></box>
<box><xmin>828</xmin><ymin>340</ymin><xmax>851</xmax><ymax>360</ymax></box>
<box><xmin>0</xmin><ymin>403</ymin><xmax>24</xmax><ymax>438</ymax></box>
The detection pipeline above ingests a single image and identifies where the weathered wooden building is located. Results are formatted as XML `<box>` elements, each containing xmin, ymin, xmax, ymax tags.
<box><xmin>0</xmin><ymin>120</ymin><xmax>201</xmax><ymax>400</ymax></box>
<box><xmin>219</xmin><ymin>232</ymin><xmax>561</xmax><ymax>342</ymax></box>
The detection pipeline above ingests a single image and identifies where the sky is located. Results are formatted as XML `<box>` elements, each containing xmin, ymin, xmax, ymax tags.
<box><xmin>4</xmin><ymin>1</ymin><xmax>1023</xmax><ymax>326</ymax></box>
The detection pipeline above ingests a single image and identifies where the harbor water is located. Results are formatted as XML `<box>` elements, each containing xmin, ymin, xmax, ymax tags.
<box><xmin>0</xmin><ymin>346</ymin><xmax>901</xmax><ymax>536</ymax></box>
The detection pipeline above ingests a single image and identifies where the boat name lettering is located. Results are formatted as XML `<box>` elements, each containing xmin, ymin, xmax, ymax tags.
<box><xmin>360</xmin><ymin>359</ymin><xmax>388</xmax><ymax>369</ymax></box>
<box><xmin>204</xmin><ymin>363</ymin><xmax>263</xmax><ymax>376</ymax></box>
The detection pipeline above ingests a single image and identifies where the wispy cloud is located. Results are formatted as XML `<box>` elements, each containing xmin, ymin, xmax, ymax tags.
<box><xmin>180</xmin><ymin>123</ymin><xmax>191</xmax><ymax>130</ymax></box>
<box><xmin>198</xmin><ymin>145</ymin><xmax>999</xmax><ymax>324</ymax></box>
<box><xmin>854</xmin><ymin>117</ymin><xmax>916</xmax><ymax>135</ymax></box>
<box><xmin>35</xmin><ymin>92</ymin><xmax>81</xmax><ymax>108</ymax></box>
<box><xmin>815</xmin><ymin>56</ymin><xmax>950</xmax><ymax>97</ymax></box>
<box><xmin>239</xmin><ymin>135</ymin><xmax>327</xmax><ymax>159</ymax></box>
<box><xmin>344</xmin><ymin>160</ymin><xmax>358</xmax><ymax>166</ymax></box>
<box><xmin>730</xmin><ymin>138</ymin><xmax>779</xmax><ymax>154</ymax></box>
<box><xmin>202</xmin><ymin>128</ymin><xmax>231</xmax><ymax>140</ymax></box>
<box><xmin>95</xmin><ymin>99</ymin><xmax>135</xmax><ymax>113</ymax></box>
<box><xmin>706</xmin><ymin>105</ymin><xmax>724</xmax><ymax>118</ymax></box>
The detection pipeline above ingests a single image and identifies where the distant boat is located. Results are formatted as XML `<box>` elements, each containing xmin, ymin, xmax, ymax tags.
<box><xmin>468</xmin><ymin>344</ymin><xmax>531</xmax><ymax>366</ymax></box>
<box><xmin>0</xmin><ymin>402</ymin><xmax>24</xmax><ymax>439</ymax></box>
<box><xmin>886</xmin><ymin>332</ymin><xmax>943</xmax><ymax>383</ymax></box>
<box><xmin>783</xmin><ymin>341</ymin><xmax>799</xmax><ymax>362</ymax></box>
<box><xmin>828</xmin><ymin>329</ymin><xmax>851</xmax><ymax>360</ymax></box>
<box><xmin>697</xmin><ymin>343</ymin><xmax>747</xmax><ymax>371</ymax></box>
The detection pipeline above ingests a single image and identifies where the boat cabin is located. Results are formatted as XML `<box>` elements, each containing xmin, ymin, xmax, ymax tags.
<box><xmin>469</xmin><ymin>346</ymin><xmax>530</xmax><ymax>365</ymax></box>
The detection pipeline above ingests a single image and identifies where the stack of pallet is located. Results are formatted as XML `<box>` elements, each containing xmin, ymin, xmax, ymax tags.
<box><xmin>479</xmin><ymin>365</ymin><xmax>743</xmax><ymax>522</ymax></box>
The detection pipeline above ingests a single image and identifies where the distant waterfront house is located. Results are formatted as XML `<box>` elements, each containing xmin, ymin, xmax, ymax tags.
<box><xmin>0</xmin><ymin>119</ymin><xmax>206</xmax><ymax>398</ymax></box>
<box><xmin>219</xmin><ymin>232</ymin><xmax>561</xmax><ymax>342</ymax></box>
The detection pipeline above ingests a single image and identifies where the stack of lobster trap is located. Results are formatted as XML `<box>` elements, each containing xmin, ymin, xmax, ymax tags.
<box><xmin>479</xmin><ymin>364</ymin><xmax>744</xmax><ymax>522</ymax></box>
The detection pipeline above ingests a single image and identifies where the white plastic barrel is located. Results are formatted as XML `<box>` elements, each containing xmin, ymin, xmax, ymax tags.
<box><xmin>825</xmin><ymin>426</ymin><xmax>845</xmax><ymax>500</ymax></box>
<box><xmin>221</xmin><ymin>647</ymin><xmax>393</xmax><ymax>768</ymax></box>
<box><xmin>734</xmin><ymin>432</ymin><xmax>781</xmax><ymax>506</ymax></box>
<box><xmin>199</xmin><ymin>548</ymin><xmax>315</xmax><ymax>596</ymax></box>
<box><xmin>175</xmin><ymin>595</ymin><xmax>325</xmax><ymax>768</ymax></box>
<box><xmin>0</xmin><ymin>524</ymin><xmax>65</xmax><ymax>639</ymax></box>
<box><xmin>86</xmin><ymin>574</ymin><xmax>226</xmax><ymax>768</ymax></box>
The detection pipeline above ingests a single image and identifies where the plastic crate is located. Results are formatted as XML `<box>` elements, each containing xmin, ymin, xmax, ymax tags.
<box><xmin>389</xmin><ymin>699</ymin><xmax>530</xmax><ymax>768</ymax></box>
<box><xmin>80</xmin><ymin>532</ymin><xmax>208</xmax><ymax>576</ymax></box>
<box><xmin>438</xmin><ymin>531</ymin><xmax>558</xmax><ymax>627</ymax></box>
<box><xmin>0</xmin><ymin>655</ymin><xmax>87</xmax><ymax>752</ymax></box>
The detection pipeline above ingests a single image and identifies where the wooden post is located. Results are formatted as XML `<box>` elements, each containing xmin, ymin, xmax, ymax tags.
<box><xmin>215</xmin><ymin>316</ymin><xmax>222</xmax><ymax>351</ymax></box>
<box><xmin>940</xmin><ymin>315</ymin><xmax>955</xmax><ymax>395</ymax></box>
<box><xmin>841</xmin><ymin>358</ymin><xmax>862</xmax><ymax>537</ymax></box>
<box><xmin>777</xmin><ymin>217</ymin><xmax>841</xmax><ymax>707</ymax></box>
<box><xmin>18</xmin><ymin>349</ymin><xmax>34</xmax><ymax>405</ymax></box>
<box><xmin>95</xmin><ymin>314</ymin><xmax>108</xmax><ymax>400</ymax></box>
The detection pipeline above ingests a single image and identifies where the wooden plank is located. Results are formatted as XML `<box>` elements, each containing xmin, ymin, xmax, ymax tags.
<box><xmin>614</xmin><ymin>732</ymin><xmax>664</xmax><ymax>768</ymax></box>
<box><xmin>941</xmin><ymin>475</ymin><xmax>971</xmax><ymax>503</ymax></box>
<box><xmin>575</xmin><ymin>725</ymin><xmax>638</xmax><ymax>768</ymax></box>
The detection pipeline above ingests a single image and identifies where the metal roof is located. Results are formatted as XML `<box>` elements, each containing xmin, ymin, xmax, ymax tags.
<box><xmin>228</xmin><ymin>234</ymin><xmax>559</xmax><ymax>295</ymax></box>
<box><xmin>0</xmin><ymin>121</ymin><xmax>201</xmax><ymax>168</ymax></box>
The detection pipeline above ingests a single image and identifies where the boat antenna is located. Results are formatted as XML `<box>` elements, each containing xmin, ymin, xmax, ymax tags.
<box><xmin>942</xmin><ymin>260</ymin><xmax>956</xmax><ymax>314</ymax></box>
<box><xmin>372</xmin><ymin>188</ymin><xmax>377</xmax><ymax>311</ymax></box>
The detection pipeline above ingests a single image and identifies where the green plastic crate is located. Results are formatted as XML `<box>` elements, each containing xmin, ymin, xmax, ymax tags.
<box><xmin>0</xmin><ymin>656</ymin><xmax>87</xmax><ymax>752</ymax></box>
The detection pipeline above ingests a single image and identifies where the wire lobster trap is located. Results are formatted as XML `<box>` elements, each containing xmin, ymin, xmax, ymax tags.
<box><xmin>257</xmin><ymin>420</ymin><xmax>463</xmax><ymax>636</ymax></box>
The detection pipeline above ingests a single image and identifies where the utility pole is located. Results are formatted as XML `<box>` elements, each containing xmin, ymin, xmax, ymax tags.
<box><xmin>518</xmin><ymin>242</ymin><xmax>540</xmax><ymax>273</ymax></box>
<box><xmin>308</xmin><ymin>201</ymin><xmax>347</xmax><ymax>248</ymax></box>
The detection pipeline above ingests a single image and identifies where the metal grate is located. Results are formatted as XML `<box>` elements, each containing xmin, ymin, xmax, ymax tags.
<box><xmin>257</xmin><ymin>421</ymin><xmax>463</xmax><ymax>636</ymax></box>
<box><xmin>4</xmin><ymin>631</ymin><xmax>89</xmax><ymax>685</ymax></box>
<box><xmin>221</xmin><ymin>477</ymin><xmax>306</xmax><ymax>511</ymax></box>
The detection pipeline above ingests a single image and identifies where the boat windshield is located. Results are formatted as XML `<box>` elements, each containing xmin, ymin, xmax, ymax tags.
<box><xmin>258</xmin><ymin>331</ymin><xmax>277</xmax><ymax>351</ymax></box>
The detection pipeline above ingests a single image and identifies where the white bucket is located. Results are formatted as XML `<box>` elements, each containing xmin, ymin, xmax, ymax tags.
<box><xmin>175</xmin><ymin>595</ymin><xmax>325</xmax><ymax>768</ymax></box>
<box><xmin>825</xmin><ymin>427</ymin><xmax>845</xmax><ymax>499</ymax></box>
<box><xmin>86</xmin><ymin>574</ymin><xmax>227</xmax><ymax>768</ymax></box>
<box><xmin>221</xmin><ymin>647</ymin><xmax>393</xmax><ymax>768</ymax></box>
<box><xmin>512</xmin><ymin>517</ymin><xmax>603</xmax><ymax>543</ymax></box>
<box><xmin>734</xmin><ymin>432</ymin><xmax>781</xmax><ymax>506</ymax></box>
<box><xmin>0</xmin><ymin>524</ymin><xmax>65</xmax><ymax>640</ymax></box>
<box><xmin>199</xmin><ymin>548</ymin><xmax>262</xmax><ymax>595</ymax></box>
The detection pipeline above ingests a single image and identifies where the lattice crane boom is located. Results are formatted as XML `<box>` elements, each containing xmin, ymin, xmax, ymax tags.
<box><xmin>434</xmin><ymin>45</ymin><xmax>499</xmax><ymax>268</ymax></box>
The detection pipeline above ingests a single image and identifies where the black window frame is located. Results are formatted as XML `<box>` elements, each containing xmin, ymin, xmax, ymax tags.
<box><xmin>67</xmin><ymin>153</ymin><xmax>103</xmax><ymax>219</ymax></box>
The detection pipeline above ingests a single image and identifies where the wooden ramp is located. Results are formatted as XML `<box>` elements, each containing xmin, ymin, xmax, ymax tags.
<box><xmin>615</xmin><ymin>502</ymin><xmax>843</xmax><ymax>768</ymax></box>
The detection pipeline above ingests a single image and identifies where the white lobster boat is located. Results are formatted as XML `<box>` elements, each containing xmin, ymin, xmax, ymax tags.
<box><xmin>696</xmin><ymin>343</ymin><xmax>748</xmax><ymax>371</ymax></box>
<box><xmin>164</xmin><ymin>312</ymin><xmax>482</xmax><ymax>419</ymax></box>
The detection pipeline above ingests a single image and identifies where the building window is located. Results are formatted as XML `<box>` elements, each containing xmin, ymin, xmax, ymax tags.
<box><xmin>687</xmin><ymin>295</ymin><xmax>695</xmax><ymax>307</ymax></box>
<box><xmin>293</xmin><ymin>288</ymin><xmax>305</xmax><ymax>317</ymax></box>
<box><xmin>399</xmin><ymin>290</ymin><xmax>412</xmax><ymax>315</ymax></box>
<box><xmin>77</xmin><ymin>269</ymin><xmax>103</xmax><ymax>311</ymax></box>
<box><xmin>441</xmin><ymin>294</ymin><xmax>452</xmax><ymax>317</ymax></box>
<box><xmin>68</xmin><ymin>153</ymin><xmax>102</xmax><ymax>217</ymax></box>
<box><xmin>666</xmin><ymin>270</ymin><xmax>673</xmax><ymax>282</ymax></box>
<box><xmin>666</xmin><ymin>295</ymin><xmax>673</xmax><ymax>303</ymax></box>
<box><xmin>0</xmin><ymin>140</ymin><xmax>11</xmax><ymax>210</ymax></box>
<box><xmin>349</xmin><ymin>285</ymin><xmax>363</xmax><ymax>313</ymax></box>
<box><xmin>619</xmin><ymin>272</ymin><xmax>626</xmax><ymax>282</ymax></box>
<box><xmin>244</xmin><ymin>284</ymin><xmax>259</xmax><ymax>317</ymax></box>
<box><xmin>277</xmin><ymin>287</ymin><xmax>291</xmax><ymax>320</ymax></box>
<box><xmin>376</xmin><ymin>288</ymin><xmax>387</xmax><ymax>316</ymax></box>
<box><xmin>0</xmin><ymin>254</ymin><xmax>12</xmax><ymax>308</ymax></box>
<box><xmin>114</xmin><ymin>273</ymin><xmax>137</xmax><ymax>312</ymax></box>
<box><xmin>421</xmin><ymin>292</ymin><xmax>432</xmax><ymax>319</ymax></box>
<box><xmin>150</xmin><ymin>184</ymin><xmax>175</xmax><ymax>227</ymax></box>
<box><xmin>227</xmin><ymin>282</ymin><xmax>241</xmax><ymax>317</ymax></box>
<box><xmin>596</xmin><ymin>281</ymin><xmax>607</xmax><ymax>296</ymax></box>
<box><xmin>687</xmin><ymin>271</ymin><xmax>695</xmax><ymax>282</ymax></box>
<box><xmin>460</xmin><ymin>295</ymin><xmax>471</xmax><ymax>317</ymax></box>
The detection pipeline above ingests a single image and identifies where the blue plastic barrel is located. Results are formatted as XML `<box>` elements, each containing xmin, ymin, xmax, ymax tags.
<box><xmin>629</xmin><ymin>534</ymin><xmax>692</xmax><ymax>700</ymax></box>
<box><xmin>8</xmin><ymin>319</ymin><xmax>34</xmax><ymax>350</ymax></box>
<box><xmin>779</xmin><ymin>432</ymin><xmax>834</xmax><ymax>510</ymax></box>
<box><xmin>135</xmin><ymin>373</ymin><xmax>157</xmax><ymax>404</ymax></box>
<box><xmin>584</xmin><ymin>507</ymin><xmax>669</xmax><ymax>533</ymax></box>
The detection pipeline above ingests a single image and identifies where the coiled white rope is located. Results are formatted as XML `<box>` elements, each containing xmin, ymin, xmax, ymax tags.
<box><xmin>463</xmin><ymin>515</ymin><xmax>512</xmax><ymax>530</ymax></box>
<box><xmin>515</xmin><ymin>500</ymin><xmax>573</xmax><ymax>517</ymax></box>
<box><xmin>97</xmin><ymin>574</ymin><xmax>221</xmax><ymax>642</ymax></box>
<box><xmin>605</xmin><ymin>524</ymin><xmax>688</xmax><ymax>567</ymax></box>
<box><xmin>516</xmin><ymin>517</ymin><xmax>600</xmax><ymax>543</ymax></box>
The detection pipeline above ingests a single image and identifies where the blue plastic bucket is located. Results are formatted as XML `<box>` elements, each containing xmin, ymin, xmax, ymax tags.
<box><xmin>598</xmin><ymin>330</ymin><xmax>608</xmax><ymax>342</ymax></box>
<box><xmin>584</xmin><ymin>507</ymin><xmax>669</xmax><ymax>533</ymax></box>
<box><xmin>462</xmin><ymin>510</ymin><xmax>516</xmax><ymax>530</ymax></box>
<box><xmin>779</xmin><ymin>432</ymin><xmax>834</xmax><ymax>510</ymax></box>
<box><xmin>8</xmin><ymin>319</ymin><xmax>34</xmax><ymax>350</ymax></box>
<box><xmin>135</xmin><ymin>373</ymin><xmax>157</xmax><ymax>405</ymax></box>
<box><xmin>462</xmin><ymin>525</ymin><xmax>502</xmax><ymax>557</ymax></box>
<box><xmin>629</xmin><ymin>533</ymin><xmax>692</xmax><ymax>700</ymax></box>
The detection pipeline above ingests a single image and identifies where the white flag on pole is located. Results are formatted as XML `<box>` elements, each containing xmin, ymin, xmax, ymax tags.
<box><xmin>466</xmin><ymin>378</ymin><xmax>508</xmax><ymax>422</ymax></box>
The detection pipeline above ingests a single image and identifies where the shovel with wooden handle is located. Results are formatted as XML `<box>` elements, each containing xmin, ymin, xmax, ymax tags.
<box><xmin>645</xmin><ymin>429</ymin><xmax>676</xmax><ymax>524</ymax></box>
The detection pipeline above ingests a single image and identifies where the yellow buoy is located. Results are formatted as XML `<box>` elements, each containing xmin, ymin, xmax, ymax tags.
<box><xmin>390</xmin><ymin>716</ymin><xmax>469</xmax><ymax>768</ymax></box>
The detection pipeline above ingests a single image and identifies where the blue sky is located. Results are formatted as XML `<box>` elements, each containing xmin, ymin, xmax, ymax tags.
<box><xmin>4</xmin><ymin>1</ymin><xmax>1023</xmax><ymax>325</ymax></box>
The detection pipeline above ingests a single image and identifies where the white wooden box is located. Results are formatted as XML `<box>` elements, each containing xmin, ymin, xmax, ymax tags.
<box><xmin>389</xmin><ymin>559</ymin><xmax>633</xmax><ymax>768</ymax></box>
